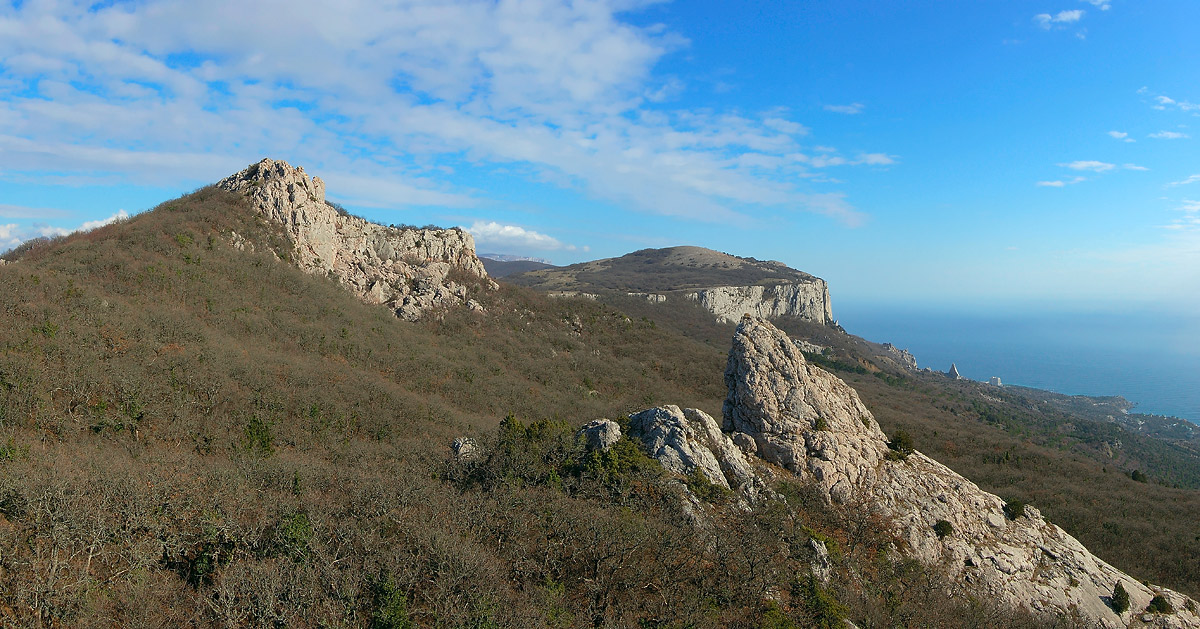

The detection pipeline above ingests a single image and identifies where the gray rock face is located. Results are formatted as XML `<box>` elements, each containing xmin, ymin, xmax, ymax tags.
<box><xmin>881</xmin><ymin>343</ymin><xmax>918</xmax><ymax>370</ymax></box>
<box><xmin>578</xmin><ymin>419</ymin><xmax>622</xmax><ymax>452</ymax></box>
<box><xmin>684</xmin><ymin>282</ymin><xmax>832</xmax><ymax>325</ymax></box>
<box><xmin>723</xmin><ymin>315</ymin><xmax>884</xmax><ymax>503</ymax></box>
<box><xmin>719</xmin><ymin>317</ymin><xmax>1200</xmax><ymax>627</ymax></box>
<box><xmin>451</xmin><ymin>437</ymin><xmax>479</xmax><ymax>462</ymax></box>
<box><xmin>628</xmin><ymin>405</ymin><xmax>755</xmax><ymax>490</ymax></box>
<box><xmin>217</xmin><ymin>159</ymin><xmax>493</xmax><ymax>321</ymax></box>
<box><xmin>948</xmin><ymin>363</ymin><xmax>963</xmax><ymax>380</ymax></box>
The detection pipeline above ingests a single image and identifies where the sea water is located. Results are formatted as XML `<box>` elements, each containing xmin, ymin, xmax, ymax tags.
<box><xmin>836</xmin><ymin>305</ymin><xmax>1200</xmax><ymax>423</ymax></box>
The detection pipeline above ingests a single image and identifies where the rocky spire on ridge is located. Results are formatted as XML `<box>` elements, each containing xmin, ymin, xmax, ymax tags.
<box><xmin>216</xmin><ymin>158</ymin><xmax>494</xmax><ymax>320</ymax></box>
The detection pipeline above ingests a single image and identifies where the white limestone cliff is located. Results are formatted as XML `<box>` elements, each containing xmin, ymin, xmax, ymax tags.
<box><xmin>217</xmin><ymin>159</ymin><xmax>494</xmax><ymax>321</ymax></box>
<box><xmin>631</xmin><ymin>316</ymin><xmax>1200</xmax><ymax>628</ymax></box>
<box><xmin>684</xmin><ymin>282</ymin><xmax>833</xmax><ymax>325</ymax></box>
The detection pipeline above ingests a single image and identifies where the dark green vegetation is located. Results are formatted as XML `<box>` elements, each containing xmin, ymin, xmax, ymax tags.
<box><xmin>0</xmin><ymin>188</ymin><xmax>1196</xmax><ymax>626</ymax></box>
<box><xmin>506</xmin><ymin>245</ymin><xmax>818</xmax><ymax>293</ymax></box>
<box><xmin>1112</xmin><ymin>582</ymin><xmax>1130</xmax><ymax>614</ymax></box>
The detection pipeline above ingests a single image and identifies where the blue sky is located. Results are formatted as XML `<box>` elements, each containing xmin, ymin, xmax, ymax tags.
<box><xmin>1</xmin><ymin>0</ymin><xmax>1198</xmax><ymax>312</ymax></box>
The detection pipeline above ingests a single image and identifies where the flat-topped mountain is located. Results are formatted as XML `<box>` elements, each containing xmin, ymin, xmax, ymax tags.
<box><xmin>508</xmin><ymin>246</ymin><xmax>834</xmax><ymax>325</ymax></box>
<box><xmin>508</xmin><ymin>245</ymin><xmax>816</xmax><ymax>292</ymax></box>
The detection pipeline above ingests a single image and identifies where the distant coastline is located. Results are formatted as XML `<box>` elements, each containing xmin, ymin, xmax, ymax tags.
<box><xmin>838</xmin><ymin>305</ymin><xmax>1200</xmax><ymax>425</ymax></box>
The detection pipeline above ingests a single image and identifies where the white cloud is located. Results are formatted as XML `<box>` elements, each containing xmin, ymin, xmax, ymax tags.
<box><xmin>1037</xmin><ymin>176</ymin><xmax>1086</xmax><ymax>187</ymax></box>
<box><xmin>824</xmin><ymin>103</ymin><xmax>864</xmax><ymax>115</ymax></box>
<box><xmin>78</xmin><ymin>210</ymin><xmax>130</xmax><ymax>232</ymax></box>
<box><xmin>1081</xmin><ymin>0</ymin><xmax>1111</xmax><ymax>10</ymax></box>
<box><xmin>856</xmin><ymin>153</ymin><xmax>896</xmax><ymax>166</ymax></box>
<box><xmin>465</xmin><ymin>220</ymin><xmax>576</xmax><ymax>252</ymax></box>
<box><xmin>1060</xmin><ymin>160</ymin><xmax>1115</xmax><ymax>172</ymax></box>
<box><xmin>0</xmin><ymin>0</ymin><xmax>889</xmax><ymax>228</ymax></box>
<box><xmin>790</xmin><ymin>151</ymin><xmax>895</xmax><ymax>168</ymax></box>
<box><xmin>0</xmin><ymin>210</ymin><xmax>128</xmax><ymax>252</ymax></box>
<box><xmin>1034</xmin><ymin>10</ymin><xmax>1085</xmax><ymax>29</ymax></box>
<box><xmin>1147</xmin><ymin>92</ymin><xmax>1200</xmax><ymax>112</ymax></box>
<box><xmin>1168</xmin><ymin>174</ymin><xmax>1200</xmax><ymax>187</ymax></box>
<box><xmin>1164</xmin><ymin>200</ymin><xmax>1200</xmax><ymax>231</ymax></box>
<box><xmin>1107</xmin><ymin>130</ymin><xmax>1134</xmax><ymax>142</ymax></box>
<box><xmin>1122</xmin><ymin>164</ymin><xmax>1149</xmax><ymax>171</ymax></box>
<box><xmin>1149</xmin><ymin>131</ymin><xmax>1189</xmax><ymax>139</ymax></box>
<box><xmin>793</xmin><ymin>193</ymin><xmax>866</xmax><ymax>227</ymax></box>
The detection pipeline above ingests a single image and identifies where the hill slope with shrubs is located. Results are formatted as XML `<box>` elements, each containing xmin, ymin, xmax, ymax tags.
<box><xmin>0</xmin><ymin>185</ymin><xmax>1196</xmax><ymax>626</ymax></box>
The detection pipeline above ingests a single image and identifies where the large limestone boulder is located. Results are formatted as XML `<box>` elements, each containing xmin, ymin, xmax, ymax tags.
<box><xmin>714</xmin><ymin>316</ymin><xmax>1200</xmax><ymax>627</ymax></box>
<box><xmin>578</xmin><ymin>419</ymin><xmax>622</xmax><ymax>452</ymax></box>
<box><xmin>723</xmin><ymin>314</ymin><xmax>886</xmax><ymax>503</ymax></box>
<box><xmin>628</xmin><ymin>405</ymin><xmax>755</xmax><ymax>490</ymax></box>
<box><xmin>217</xmin><ymin>159</ymin><xmax>494</xmax><ymax>321</ymax></box>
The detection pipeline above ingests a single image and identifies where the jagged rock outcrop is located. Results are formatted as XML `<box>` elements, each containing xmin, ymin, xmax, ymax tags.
<box><xmin>451</xmin><ymin>437</ymin><xmax>479</xmax><ymax>462</ymax></box>
<box><xmin>635</xmin><ymin>316</ymin><xmax>1200</xmax><ymax>628</ymax></box>
<box><xmin>881</xmin><ymin>343</ymin><xmax>918</xmax><ymax>370</ymax></box>
<box><xmin>629</xmin><ymin>406</ymin><xmax>755</xmax><ymax>491</ymax></box>
<box><xmin>684</xmin><ymin>282</ymin><xmax>832</xmax><ymax>325</ymax></box>
<box><xmin>217</xmin><ymin>159</ymin><xmax>494</xmax><ymax>320</ymax></box>
<box><xmin>578</xmin><ymin>419</ymin><xmax>622</xmax><ymax>452</ymax></box>
<box><xmin>948</xmin><ymin>363</ymin><xmax>963</xmax><ymax>380</ymax></box>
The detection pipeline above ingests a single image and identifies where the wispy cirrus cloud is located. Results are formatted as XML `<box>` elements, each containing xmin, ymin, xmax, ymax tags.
<box><xmin>824</xmin><ymin>103</ymin><xmax>864</xmax><ymax>115</ymax></box>
<box><xmin>1060</xmin><ymin>160</ymin><xmax>1115</xmax><ymax>172</ymax></box>
<box><xmin>1080</xmin><ymin>0</ymin><xmax>1111</xmax><ymax>10</ymax></box>
<box><xmin>1107</xmin><ymin>130</ymin><xmax>1134</xmax><ymax>142</ymax></box>
<box><xmin>1168</xmin><ymin>174</ymin><xmax>1200</xmax><ymax>187</ymax></box>
<box><xmin>1164</xmin><ymin>200</ymin><xmax>1200</xmax><ymax>231</ymax></box>
<box><xmin>0</xmin><ymin>0</ymin><xmax>890</xmax><ymax>229</ymax></box>
<box><xmin>1149</xmin><ymin>130</ymin><xmax>1189</xmax><ymax>139</ymax></box>
<box><xmin>1037</xmin><ymin>176</ymin><xmax>1086</xmax><ymax>187</ymax></box>
<box><xmin>1142</xmin><ymin>89</ymin><xmax>1200</xmax><ymax>112</ymax></box>
<box><xmin>1034</xmin><ymin>10</ymin><xmax>1085</xmax><ymax>29</ymax></box>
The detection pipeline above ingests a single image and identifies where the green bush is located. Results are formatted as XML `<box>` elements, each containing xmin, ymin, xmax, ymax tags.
<box><xmin>244</xmin><ymin>415</ymin><xmax>274</xmax><ymax>455</ymax></box>
<box><xmin>1147</xmin><ymin>594</ymin><xmax>1174</xmax><ymax>614</ymax></box>
<box><xmin>887</xmin><ymin>430</ymin><xmax>914</xmax><ymax>460</ymax></box>
<box><xmin>1131</xmin><ymin>470</ymin><xmax>1148</xmax><ymax>483</ymax></box>
<box><xmin>933</xmin><ymin>519</ymin><xmax>953</xmax><ymax>538</ymax></box>
<box><xmin>1111</xmin><ymin>582</ymin><xmax>1130</xmax><ymax>614</ymax></box>
<box><xmin>685</xmin><ymin>468</ymin><xmax>731</xmax><ymax>503</ymax></box>
<box><xmin>1003</xmin><ymin>498</ymin><xmax>1026</xmax><ymax>520</ymax></box>
<box><xmin>371</xmin><ymin>575</ymin><xmax>414</xmax><ymax>629</ymax></box>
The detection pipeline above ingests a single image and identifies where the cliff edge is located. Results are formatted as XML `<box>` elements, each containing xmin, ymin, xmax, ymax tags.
<box><xmin>507</xmin><ymin>246</ymin><xmax>834</xmax><ymax>325</ymax></box>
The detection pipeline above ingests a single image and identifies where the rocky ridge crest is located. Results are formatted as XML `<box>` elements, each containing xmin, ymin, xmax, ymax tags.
<box><xmin>632</xmin><ymin>316</ymin><xmax>1199</xmax><ymax>628</ymax></box>
<box><xmin>217</xmin><ymin>159</ymin><xmax>493</xmax><ymax>320</ymax></box>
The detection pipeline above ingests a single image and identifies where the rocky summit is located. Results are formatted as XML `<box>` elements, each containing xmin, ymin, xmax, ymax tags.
<box><xmin>217</xmin><ymin>158</ymin><xmax>494</xmax><ymax>320</ymax></box>
<box><xmin>632</xmin><ymin>316</ymin><xmax>1200</xmax><ymax>628</ymax></box>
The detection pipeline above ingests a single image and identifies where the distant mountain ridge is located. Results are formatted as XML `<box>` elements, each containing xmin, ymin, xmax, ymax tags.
<box><xmin>507</xmin><ymin>245</ymin><xmax>834</xmax><ymax>325</ymax></box>
<box><xmin>479</xmin><ymin>253</ymin><xmax>553</xmax><ymax>264</ymax></box>
<box><xmin>479</xmin><ymin>256</ymin><xmax>556</xmax><ymax>278</ymax></box>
